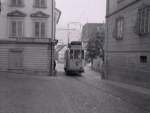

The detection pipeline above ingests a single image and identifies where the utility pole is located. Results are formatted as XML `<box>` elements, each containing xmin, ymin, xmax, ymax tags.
<box><xmin>49</xmin><ymin>0</ymin><xmax>55</xmax><ymax>76</ymax></box>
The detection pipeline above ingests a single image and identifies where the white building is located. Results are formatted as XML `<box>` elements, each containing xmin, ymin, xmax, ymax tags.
<box><xmin>0</xmin><ymin>0</ymin><xmax>61</xmax><ymax>75</ymax></box>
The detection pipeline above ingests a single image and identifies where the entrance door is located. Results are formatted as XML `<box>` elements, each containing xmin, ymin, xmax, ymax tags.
<box><xmin>9</xmin><ymin>51</ymin><xmax>23</xmax><ymax>70</ymax></box>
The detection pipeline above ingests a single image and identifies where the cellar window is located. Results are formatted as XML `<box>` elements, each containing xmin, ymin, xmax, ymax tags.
<box><xmin>140</xmin><ymin>56</ymin><xmax>147</xmax><ymax>63</ymax></box>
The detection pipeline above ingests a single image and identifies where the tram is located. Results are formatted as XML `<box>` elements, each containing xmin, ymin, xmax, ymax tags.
<box><xmin>64</xmin><ymin>41</ymin><xmax>84</xmax><ymax>75</ymax></box>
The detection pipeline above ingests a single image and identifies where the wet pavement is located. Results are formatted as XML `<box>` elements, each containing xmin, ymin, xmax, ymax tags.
<box><xmin>0</xmin><ymin>63</ymin><xmax>149</xmax><ymax>113</ymax></box>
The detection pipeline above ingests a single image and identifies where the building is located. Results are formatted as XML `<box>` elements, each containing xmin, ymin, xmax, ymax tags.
<box><xmin>105</xmin><ymin>0</ymin><xmax>150</xmax><ymax>88</ymax></box>
<box><xmin>81</xmin><ymin>23</ymin><xmax>105</xmax><ymax>49</ymax></box>
<box><xmin>81</xmin><ymin>23</ymin><xmax>105</xmax><ymax>71</ymax></box>
<box><xmin>0</xmin><ymin>0</ymin><xmax>61</xmax><ymax>75</ymax></box>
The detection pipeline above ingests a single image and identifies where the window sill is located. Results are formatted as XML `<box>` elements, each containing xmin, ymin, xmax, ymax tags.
<box><xmin>33</xmin><ymin>5</ymin><xmax>47</xmax><ymax>9</ymax></box>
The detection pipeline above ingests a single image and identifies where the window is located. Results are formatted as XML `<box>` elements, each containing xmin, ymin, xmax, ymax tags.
<box><xmin>74</xmin><ymin>50</ymin><xmax>81</xmax><ymax>59</ymax></box>
<box><xmin>137</xmin><ymin>6</ymin><xmax>150</xmax><ymax>35</ymax></box>
<box><xmin>34</xmin><ymin>0</ymin><xmax>47</xmax><ymax>8</ymax></box>
<box><xmin>34</xmin><ymin>22</ymin><xmax>46</xmax><ymax>38</ymax></box>
<box><xmin>10</xmin><ymin>0</ymin><xmax>24</xmax><ymax>7</ymax></box>
<box><xmin>140</xmin><ymin>56</ymin><xmax>147</xmax><ymax>63</ymax></box>
<box><xmin>116</xmin><ymin>17</ymin><xmax>124</xmax><ymax>39</ymax></box>
<box><xmin>10</xmin><ymin>20</ymin><xmax>23</xmax><ymax>37</ymax></box>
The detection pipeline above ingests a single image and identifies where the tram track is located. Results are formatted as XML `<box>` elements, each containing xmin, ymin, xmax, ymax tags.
<box><xmin>63</xmin><ymin>74</ymin><xmax>150</xmax><ymax>113</ymax></box>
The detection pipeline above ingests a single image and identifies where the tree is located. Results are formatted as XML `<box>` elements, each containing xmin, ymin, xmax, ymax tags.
<box><xmin>85</xmin><ymin>32</ymin><xmax>104</xmax><ymax>65</ymax></box>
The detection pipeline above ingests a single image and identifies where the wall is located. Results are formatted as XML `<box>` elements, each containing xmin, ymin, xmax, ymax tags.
<box><xmin>107</xmin><ymin>0</ymin><xmax>139</xmax><ymax>15</ymax></box>
<box><xmin>105</xmin><ymin>0</ymin><xmax>150</xmax><ymax>88</ymax></box>
<box><xmin>0</xmin><ymin>43</ymin><xmax>50</xmax><ymax>75</ymax></box>
<box><xmin>0</xmin><ymin>0</ymin><xmax>53</xmax><ymax>39</ymax></box>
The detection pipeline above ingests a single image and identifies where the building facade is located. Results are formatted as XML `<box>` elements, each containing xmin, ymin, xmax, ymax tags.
<box><xmin>0</xmin><ymin>0</ymin><xmax>60</xmax><ymax>75</ymax></box>
<box><xmin>105</xmin><ymin>0</ymin><xmax>150</xmax><ymax>88</ymax></box>
<box><xmin>81</xmin><ymin>23</ymin><xmax>105</xmax><ymax>49</ymax></box>
<box><xmin>81</xmin><ymin>23</ymin><xmax>105</xmax><ymax>71</ymax></box>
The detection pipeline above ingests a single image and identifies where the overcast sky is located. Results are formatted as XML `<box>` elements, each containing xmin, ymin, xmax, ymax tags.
<box><xmin>56</xmin><ymin>0</ymin><xmax>106</xmax><ymax>25</ymax></box>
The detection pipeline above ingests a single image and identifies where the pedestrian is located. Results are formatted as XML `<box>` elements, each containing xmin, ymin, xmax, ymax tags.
<box><xmin>54</xmin><ymin>60</ymin><xmax>56</xmax><ymax>71</ymax></box>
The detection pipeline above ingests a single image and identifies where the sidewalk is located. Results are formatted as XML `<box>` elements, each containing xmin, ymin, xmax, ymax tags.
<box><xmin>84</xmin><ymin>66</ymin><xmax>150</xmax><ymax>96</ymax></box>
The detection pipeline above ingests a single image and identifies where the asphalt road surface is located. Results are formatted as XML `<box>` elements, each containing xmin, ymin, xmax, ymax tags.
<box><xmin>0</xmin><ymin>63</ymin><xmax>149</xmax><ymax>113</ymax></box>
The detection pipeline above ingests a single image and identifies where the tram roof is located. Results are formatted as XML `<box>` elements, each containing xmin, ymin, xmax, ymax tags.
<box><xmin>70</xmin><ymin>41</ymin><xmax>82</xmax><ymax>45</ymax></box>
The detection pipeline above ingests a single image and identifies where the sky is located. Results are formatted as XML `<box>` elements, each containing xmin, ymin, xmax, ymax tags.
<box><xmin>56</xmin><ymin>0</ymin><xmax>106</xmax><ymax>25</ymax></box>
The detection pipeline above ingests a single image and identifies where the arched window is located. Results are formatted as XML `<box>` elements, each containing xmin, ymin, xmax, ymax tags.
<box><xmin>137</xmin><ymin>6</ymin><xmax>150</xmax><ymax>35</ymax></box>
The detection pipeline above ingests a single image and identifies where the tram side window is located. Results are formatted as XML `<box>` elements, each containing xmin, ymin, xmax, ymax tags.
<box><xmin>82</xmin><ymin>50</ymin><xmax>84</xmax><ymax>59</ymax></box>
<box><xmin>70</xmin><ymin>50</ymin><xmax>73</xmax><ymax>59</ymax></box>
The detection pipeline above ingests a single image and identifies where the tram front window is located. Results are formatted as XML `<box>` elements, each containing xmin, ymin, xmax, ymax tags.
<box><xmin>74</xmin><ymin>50</ymin><xmax>81</xmax><ymax>59</ymax></box>
<box><xmin>70</xmin><ymin>50</ymin><xmax>73</xmax><ymax>59</ymax></box>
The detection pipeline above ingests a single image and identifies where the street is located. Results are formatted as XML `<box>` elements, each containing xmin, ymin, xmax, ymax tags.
<box><xmin>0</xmin><ymin>63</ymin><xmax>149</xmax><ymax>113</ymax></box>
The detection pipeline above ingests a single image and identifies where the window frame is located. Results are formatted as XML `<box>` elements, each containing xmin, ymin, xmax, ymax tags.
<box><xmin>137</xmin><ymin>6</ymin><xmax>150</xmax><ymax>35</ymax></box>
<box><xmin>9</xmin><ymin>18</ymin><xmax>24</xmax><ymax>38</ymax></box>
